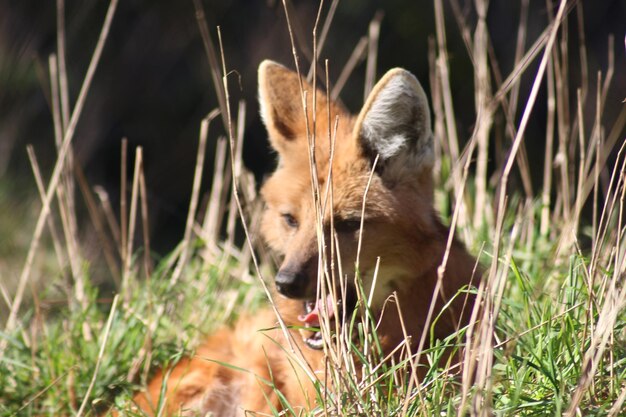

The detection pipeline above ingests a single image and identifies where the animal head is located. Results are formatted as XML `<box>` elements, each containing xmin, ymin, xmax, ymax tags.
<box><xmin>258</xmin><ymin>60</ymin><xmax>442</xmax><ymax>349</ymax></box>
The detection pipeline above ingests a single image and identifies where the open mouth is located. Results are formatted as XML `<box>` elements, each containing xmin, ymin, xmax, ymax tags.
<box><xmin>296</xmin><ymin>290</ymin><xmax>356</xmax><ymax>350</ymax></box>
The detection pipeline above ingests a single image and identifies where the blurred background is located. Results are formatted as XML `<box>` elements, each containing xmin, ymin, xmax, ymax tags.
<box><xmin>0</xmin><ymin>0</ymin><xmax>624</xmax><ymax>266</ymax></box>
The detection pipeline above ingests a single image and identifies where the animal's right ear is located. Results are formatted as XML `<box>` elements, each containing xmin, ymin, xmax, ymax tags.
<box><xmin>258</xmin><ymin>60</ymin><xmax>308</xmax><ymax>154</ymax></box>
<box><xmin>353</xmin><ymin>68</ymin><xmax>433</xmax><ymax>182</ymax></box>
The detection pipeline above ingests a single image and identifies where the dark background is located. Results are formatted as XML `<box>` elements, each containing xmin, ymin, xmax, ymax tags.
<box><xmin>1</xmin><ymin>0</ymin><xmax>624</xmax><ymax>254</ymax></box>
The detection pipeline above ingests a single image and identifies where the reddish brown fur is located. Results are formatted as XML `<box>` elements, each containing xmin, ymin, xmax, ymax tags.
<box><xmin>115</xmin><ymin>61</ymin><xmax>477</xmax><ymax>416</ymax></box>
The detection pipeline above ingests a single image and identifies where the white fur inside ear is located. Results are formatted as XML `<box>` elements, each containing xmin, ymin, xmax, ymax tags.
<box><xmin>258</xmin><ymin>91</ymin><xmax>270</xmax><ymax>128</ymax></box>
<box><xmin>359</xmin><ymin>70</ymin><xmax>433</xmax><ymax>173</ymax></box>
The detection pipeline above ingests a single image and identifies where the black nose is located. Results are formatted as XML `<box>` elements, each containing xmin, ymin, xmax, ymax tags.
<box><xmin>275</xmin><ymin>269</ymin><xmax>309</xmax><ymax>299</ymax></box>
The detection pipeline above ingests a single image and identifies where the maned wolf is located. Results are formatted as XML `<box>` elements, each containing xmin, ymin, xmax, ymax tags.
<box><xmin>118</xmin><ymin>60</ymin><xmax>477</xmax><ymax>416</ymax></box>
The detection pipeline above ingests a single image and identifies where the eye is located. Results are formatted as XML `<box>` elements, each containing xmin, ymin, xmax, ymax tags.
<box><xmin>333</xmin><ymin>218</ymin><xmax>362</xmax><ymax>233</ymax></box>
<box><xmin>281</xmin><ymin>213</ymin><xmax>299</xmax><ymax>229</ymax></box>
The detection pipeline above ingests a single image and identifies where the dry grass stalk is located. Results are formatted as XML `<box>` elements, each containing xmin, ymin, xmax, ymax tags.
<box><xmin>56</xmin><ymin>0</ymin><xmax>70</xmax><ymax>131</ymax></box>
<box><xmin>74</xmin><ymin>161</ymin><xmax>121</xmax><ymax>284</ymax></box>
<box><xmin>509</xmin><ymin>0</ymin><xmax>530</xmax><ymax>117</ymax></box>
<box><xmin>363</xmin><ymin>11</ymin><xmax>383</xmax><ymax>101</ymax></box>
<box><xmin>225</xmin><ymin>101</ymin><xmax>246</xmax><ymax>254</ymax></box>
<box><xmin>171</xmin><ymin>110</ymin><xmax>219</xmax><ymax>286</ymax></box>
<box><xmin>428</xmin><ymin>37</ymin><xmax>444</xmax><ymax>179</ymax></box>
<box><xmin>94</xmin><ymin>186</ymin><xmax>122</xmax><ymax>252</ymax></box>
<box><xmin>201</xmin><ymin>136</ymin><xmax>228</xmax><ymax>257</ymax></box>
<box><xmin>51</xmin><ymin>0</ymin><xmax>78</xmax><ymax>272</ymax></box>
<box><xmin>191</xmin><ymin>0</ymin><xmax>228</xmax><ymax>129</ymax></box>
<box><xmin>49</xmin><ymin>51</ymin><xmax>86</xmax><ymax>313</ymax></box>
<box><xmin>288</xmin><ymin>0</ymin><xmax>319</xmax><ymax>71</ymax></box>
<box><xmin>120</xmin><ymin>138</ymin><xmax>128</xmax><ymax>270</ymax></box>
<box><xmin>541</xmin><ymin>56</ymin><xmax>557</xmax><ymax>236</ymax></box>
<box><xmin>318</xmin><ymin>110</ymin><xmax>341</xmax><ymax>414</ymax></box>
<box><xmin>471</xmin><ymin>0</ymin><xmax>492</xmax><ymax>228</ymax></box>
<box><xmin>501</xmin><ymin>0</ymin><xmax>534</xmax><ymax>201</ymax></box>
<box><xmin>55</xmin><ymin>177</ymin><xmax>83</xmax><ymax>297</ymax></box>
<box><xmin>122</xmin><ymin>146</ymin><xmax>143</xmax><ymax>295</ymax></box>
<box><xmin>54</xmin><ymin>0</ymin><xmax>81</xmax><ymax>292</ymax></box>
<box><xmin>138</xmin><ymin>160</ymin><xmax>152</xmax><ymax>278</ymax></box>
<box><xmin>75</xmin><ymin>295</ymin><xmax>119</xmax><ymax>417</ymax></box>
<box><xmin>26</xmin><ymin>145</ymin><xmax>67</xmax><ymax>283</ymax></box>
<box><xmin>331</xmin><ymin>36</ymin><xmax>367</xmax><ymax>100</ymax></box>
<box><xmin>433</xmin><ymin>0</ymin><xmax>467</xmax><ymax>235</ymax></box>
<box><xmin>307</xmin><ymin>0</ymin><xmax>340</xmax><ymax>82</ymax></box>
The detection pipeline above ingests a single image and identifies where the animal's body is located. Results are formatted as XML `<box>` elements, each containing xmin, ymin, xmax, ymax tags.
<box><xmin>120</xmin><ymin>60</ymin><xmax>477</xmax><ymax>416</ymax></box>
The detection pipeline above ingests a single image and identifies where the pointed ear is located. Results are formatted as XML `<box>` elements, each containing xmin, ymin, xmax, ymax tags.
<box><xmin>258</xmin><ymin>60</ymin><xmax>333</xmax><ymax>155</ymax></box>
<box><xmin>258</xmin><ymin>61</ymin><xmax>304</xmax><ymax>151</ymax></box>
<box><xmin>354</xmin><ymin>68</ymin><xmax>433</xmax><ymax>179</ymax></box>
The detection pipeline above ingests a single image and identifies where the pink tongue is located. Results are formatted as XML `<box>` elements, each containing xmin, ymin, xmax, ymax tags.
<box><xmin>298</xmin><ymin>295</ymin><xmax>335</xmax><ymax>326</ymax></box>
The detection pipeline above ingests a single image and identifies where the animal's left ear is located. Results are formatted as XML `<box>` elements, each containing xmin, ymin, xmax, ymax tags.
<box><xmin>258</xmin><ymin>60</ymin><xmax>345</xmax><ymax>157</ymax></box>
<box><xmin>354</xmin><ymin>69</ymin><xmax>433</xmax><ymax>179</ymax></box>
